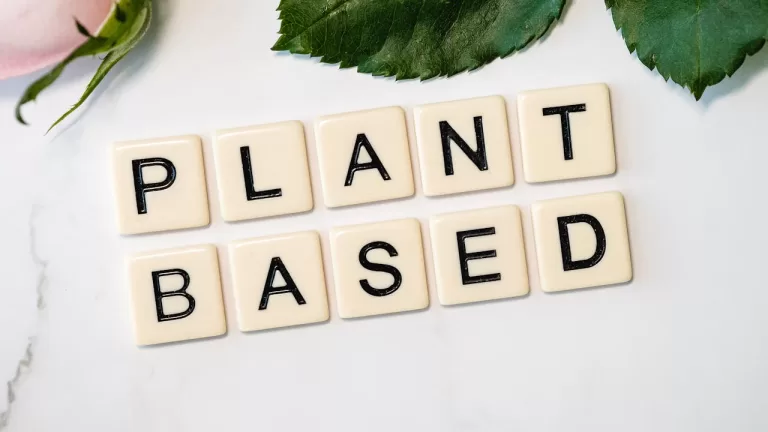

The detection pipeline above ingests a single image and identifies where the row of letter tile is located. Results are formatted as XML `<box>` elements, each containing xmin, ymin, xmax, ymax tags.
<box><xmin>113</xmin><ymin>83</ymin><xmax>617</xmax><ymax>235</ymax></box>
<box><xmin>128</xmin><ymin>191</ymin><xmax>632</xmax><ymax>346</ymax></box>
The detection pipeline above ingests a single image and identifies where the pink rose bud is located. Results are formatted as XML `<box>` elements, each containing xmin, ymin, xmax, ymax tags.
<box><xmin>0</xmin><ymin>0</ymin><xmax>114</xmax><ymax>80</ymax></box>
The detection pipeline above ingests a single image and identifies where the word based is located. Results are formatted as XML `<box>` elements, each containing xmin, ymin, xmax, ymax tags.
<box><xmin>112</xmin><ymin>83</ymin><xmax>633</xmax><ymax>346</ymax></box>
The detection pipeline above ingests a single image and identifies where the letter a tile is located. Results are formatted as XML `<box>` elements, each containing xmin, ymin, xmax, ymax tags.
<box><xmin>517</xmin><ymin>83</ymin><xmax>616</xmax><ymax>183</ymax></box>
<box><xmin>531</xmin><ymin>192</ymin><xmax>632</xmax><ymax>292</ymax></box>
<box><xmin>430</xmin><ymin>205</ymin><xmax>529</xmax><ymax>305</ymax></box>
<box><xmin>112</xmin><ymin>135</ymin><xmax>210</xmax><ymax>234</ymax></box>
<box><xmin>229</xmin><ymin>231</ymin><xmax>329</xmax><ymax>332</ymax></box>
<box><xmin>329</xmin><ymin>219</ymin><xmax>429</xmax><ymax>318</ymax></box>
<box><xmin>127</xmin><ymin>244</ymin><xmax>226</xmax><ymax>346</ymax></box>
<box><xmin>315</xmin><ymin>107</ymin><xmax>415</xmax><ymax>208</ymax></box>
<box><xmin>415</xmin><ymin>96</ymin><xmax>514</xmax><ymax>196</ymax></box>
<box><xmin>213</xmin><ymin>121</ymin><xmax>313</xmax><ymax>222</ymax></box>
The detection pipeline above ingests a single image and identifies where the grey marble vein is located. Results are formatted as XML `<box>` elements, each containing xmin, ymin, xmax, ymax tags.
<box><xmin>0</xmin><ymin>207</ymin><xmax>49</xmax><ymax>430</ymax></box>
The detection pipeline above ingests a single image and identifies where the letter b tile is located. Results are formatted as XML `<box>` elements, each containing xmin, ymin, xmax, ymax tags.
<box><xmin>329</xmin><ymin>218</ymin><xmax>429</xmax><ymax>318</ymax></box>
<box><xmin>415</xmin><ymin>96</ymin><xmax>514</xmax><ymax>196</ymax></box>
<box><xmin>430</xmin><ymin>205</ymin><xmax>529</xmax><ymax>305</ymax></box>
<box><xmin>229</xmin><ymin>231</ymin><xmax>329</xmax><ymax>332</ymax></box>
<box><xmin>127</xmin><ymin>244</ymin><xmax>226</xmax><ymax>346</ymax></box>
<box><xmin>315</xmin><ymin>107</ymin><xmax>415</xmax><ymax>208</ymax></box>
<box><xmin>531</xmin><ymin>192</ymin><xmax>632</xmax><ymax>292</ymax></box>
<box><xmin>112</xmin><ymin>135</ymin><xmax>210</xmax><ymax>234</ymax></box>
<box><xmin>517</xmin><ymin>83</ymin><xmax>616</xmax><ymax>183</ymax></box>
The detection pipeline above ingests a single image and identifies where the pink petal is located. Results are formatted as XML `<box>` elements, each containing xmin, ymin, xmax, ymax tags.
<box><xmin>0</xmin><ymin>0</ymin><xmax>114</xmax><ymax>80</ymax></box>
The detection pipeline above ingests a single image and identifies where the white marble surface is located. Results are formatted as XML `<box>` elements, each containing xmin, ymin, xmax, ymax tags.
<box><xmin>1</xmin><ymin>1</ymin><xmax>768</xmax><ymax>431</ymax></box>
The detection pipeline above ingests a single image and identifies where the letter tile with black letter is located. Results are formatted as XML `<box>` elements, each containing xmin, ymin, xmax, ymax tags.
<box><xmin>213</xmin><ymin>121</ymin><xmax>313</xmax><ymax>222</ymax></box>
<box><xmin>329</xmin><ymin>218</ymin><xmax>429</xmax><ymax>318</ymax></box>
<box><xmin>315</xmin><ymin>107</ymin><xmax>415</xmax><ymax>208</ymax></box>
<box><xmin>229</xmin><ymin>231</ymin><xmax>329</xmax><ymax>332</ymax></box>
<box><xmin>112</xmin><ymin>135</ymin><xmax>210</xmax><ymax>234</ymax></box>
<box><xmin>430</xmin><ymin>205</ymin><xmax>529</xmax><ymax>305</ymax></box>
<box><xmin>415</xmin><ymin>96</ymin><xmax>514</xmax><ymax>196</ymax></box>
<box><xmin>517</xmin><ymin>83</ymin><xmax>616</xmax><ymax>183</ymax></box>
<box><xmin>531</xmin><ymin>191</ymin><xmax>632</xmax><ymax>292</ymax></box>
<box><xmin>127</xmin><ymin>244</ymin><xmax>226</xmax><ymax>346</ymax></box>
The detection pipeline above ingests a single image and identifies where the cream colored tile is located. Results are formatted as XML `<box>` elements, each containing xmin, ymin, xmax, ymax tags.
<box><xmin>315</xmin><ymin>107</ymin><xmax>415</xmax><ymax>208</ymax></box>
<box><xmin>532</xmin><ymin>191</ymin><xmax>632</xmax><ymax>292</ymax></box>
<box><xmin>415</xmin><ymin>96</ymin><xmax>514</xmax><ymax>196</ymax></box>
<box><xmin>329</xmin><ymin>218</ymin><xmax>429</xmax><ymax>318</ymax></box>
<box><xmin>127</xmin><ymin>244</ymin><xmax>226</xmax><ymax>346</ymax></box>
<box><xmin>518</xmin><ymin>83</ymin><xmax>616</xmax><ymax>183</ymax></box>
<box><xmin>112</xmin><ymin>135</ymin><xmax>210</xmax><ymax>235</ymax></box>
<box><xmin>229</xmin><ymin>231</ymin><xmax>329</xmax><ymax>332</ymax></box>
<box><xmin>213</xmin><ymin>121</ymin><xmax>313</xmax><ymax>222</ymax></box>
<box><xmin>430</xmin><ymin>205</ymin><xmax>529</xmax><ymax>305</ymax></box>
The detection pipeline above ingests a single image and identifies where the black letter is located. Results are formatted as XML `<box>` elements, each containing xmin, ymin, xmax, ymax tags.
<box><xmin>259</xmin><ymin>257</ymin><xmax>306</xmax><ymax>310</ymax></box>
<box><xmin>345</xmin><ymin>134</ymin><xmax>391</xmax><ymax>186</ymax></box>
<box><xmin>440</xmin><ymin>116</ymin><xmax>488</xmax><ymax>176</ymax></box>
<box><xmin>240</xmin><ymin>146</ymin><xmax>282</xmax><ymax>201</ymax></box>
<box><xmin>132</xmin><ymin>158</ymin><xmax>176</xmax><ymax>214</ymax></box>
<box><xmin>456</xmin><ymin>228</ymin><xmax>501</xmax><ymax>285</ymax></box>
<box><xmin>152</xmin><ymin>269</ymin><xmax>195</xmax><ymax>322</ymax></box>
<box><xmin>358</xmin><ymin>241</ymin><xmax>402</xmax><ymax>296</ymax></box>
<box><xmin>542</xmin><ymin>104</ymin><xmax>586</xmax><ymax>161</ymax></box>
<box><xmin>557</xmin><ymin>214</ymin><xmax>606</xmax><ymax>271</ymax></box>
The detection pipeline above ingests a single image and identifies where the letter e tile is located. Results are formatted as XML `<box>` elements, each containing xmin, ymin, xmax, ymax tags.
<box><xmin>517</xmin><ymin>83</ymin><xmax>616</xmax><ymax>183</ymax></box>
<box><xmin>415</xmin><ymin>96</ymin><xmax>514</xmax><ymax>196</ymax></box>
<box><xmin>531</xmin><ymin>191</ymin><xmax>632</xmax><ymax>292</ymax></box>
<box><xmin>229</xmin><ymin>231</ymin><xmax>329</xmax><ymax>332</ymax></box>
<box><xmin>112</xmin><ymin>135</ymin><xmax>210</xmax><ymax>234</ymax></box>
<box><xmin>315</xmin><ymin>107</ymin><xmax>415</xmax><ymax>208</ymax></box>
<box><xmin>214</xmin><ymin>121</ymin><xmax>313</xmax><ymax>222</ymax></box>
<box><xmin>127</xmin><ymin>244</ymin><xmax>226</xmax><ymax>346</ymax></box>
<box><xmin>430</xmin><ymin>205</ymin><xmax>529</xmax><ymax>305</ymax></box>
<box><xmin>329</xmin><ymin>219</ymin><xmax>429</xmax><ymax>318</ymax></box>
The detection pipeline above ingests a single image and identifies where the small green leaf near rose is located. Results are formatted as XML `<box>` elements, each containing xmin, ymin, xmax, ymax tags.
<box><xmin>12</xmin><ymin>0</ymin><xmax>768</xmax><ymax>130</ymax></box>
<box><xmin>14</xmin><ymin>0</ymin><xmax>151</xmax><ymax>132</ymax></box>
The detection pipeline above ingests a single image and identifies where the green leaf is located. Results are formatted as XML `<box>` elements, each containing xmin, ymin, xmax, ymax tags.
<box><xmin>15</xmin><ymin>0</ymin><xmax>152</xmax><ymax>130</ymax></box>
<box><xmin>272</xmin><ymin>0</ymin><xmax>566</xmax><ymax>80</ymax></box>
<box><xmin>606</xmin><ymin>0</ymin><xmax>768</xmax><ymax>100</ymax></box>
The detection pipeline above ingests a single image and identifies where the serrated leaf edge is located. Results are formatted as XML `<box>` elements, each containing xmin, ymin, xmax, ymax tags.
<box><xmin>272</xmin><ymin>0</ymin><xmax>566</xmax><ymax>81</ymax></box>
<box><xmin>605</xmin><ymin>1</ymin><xmax>768</xmax><ymax>100</ymax></box>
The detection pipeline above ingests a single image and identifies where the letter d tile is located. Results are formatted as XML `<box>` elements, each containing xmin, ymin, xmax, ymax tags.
<box><xmin>127</xmin><ymin>244</ymin><xmax>226</xmax><ymax>346</ymax></box>
<box><xmin>531</xmin><ymin>191</ymin><xmax>632</xmax><ymax>292</ymax></box>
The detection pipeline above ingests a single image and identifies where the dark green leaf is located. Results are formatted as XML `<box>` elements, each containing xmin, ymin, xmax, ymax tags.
<box><xmin>272</xmin><ymin>0</ymin><xmax>566</xmax><ymax>80</ymax></box>
<box><xmin>606</xmin><ymin>0</ymin><xmax>768</xmax><ymax>100</ymax></box>
<box><xmin>15</xmin><ymin>0</ymin><xmax>152</xmax><ymax>129</ymax></box>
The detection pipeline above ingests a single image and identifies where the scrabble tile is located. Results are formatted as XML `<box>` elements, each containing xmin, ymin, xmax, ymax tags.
<box><xmin>213</xmin><ymin>121</ymin><xmax>313</xmax><ymax>222</ymax></box>
<box><xmin>430</xmin><ymin>205</ymin><xmax>529</xmax><ymax>305</ymax></box>
<box><xmin>229</xmin><ymin>231</ymin><xmax>329</xmax><ymax>332</ymax></box>
<box><xmin>517</xmin><ymin>83</ymin><xmax>616</xmax><ymax>183</ymax></box>
<box><xmin>415</xmin><ymin>96</ymin><xmax>514</xmax><ymax>196</ymax></box>
<box><xmin>112</xmin><ymin>135</ymin><xmax>210</xmax><ymax>234</ymax></box>
<box><xmin>330</xmin><ymin>218</ymin><xmax>429</xmax><ymax>318</ymax></box>
<box><xmin>531</xmin><ymin>191</ymin><xmax>632</xmax><ymax>292</ymax></box>
<box><xmin>315</xmin><ymin>107</ymin><xmax>415</xmax><ymax>208</ymax></box>
<box><xmin>127</xmin><ymin>244</ymin><xmax>226</xmax><ymax>346</ymax></box>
